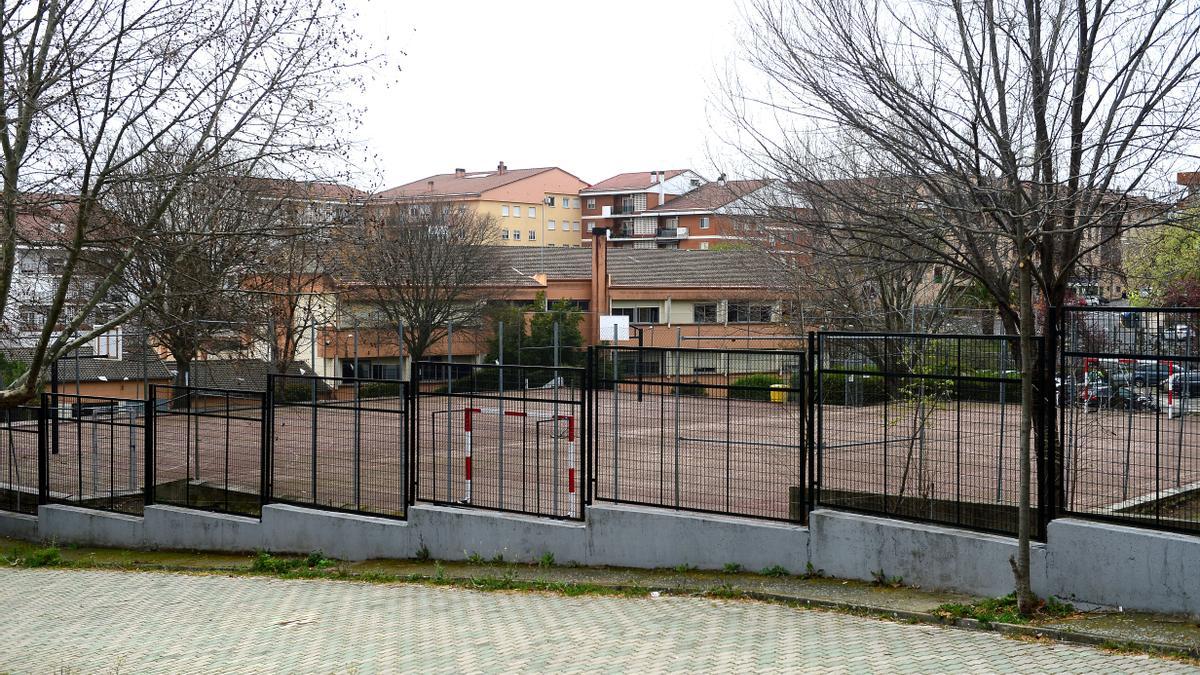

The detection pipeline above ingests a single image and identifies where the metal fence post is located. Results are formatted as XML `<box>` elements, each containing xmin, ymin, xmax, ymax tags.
<box><xmin>144</xmin><ymin>386</ymin><xmax>155</xmax><ymax>507</ymax></box>
<box><xmin>37</xmin><ymin>393</ymin><xmax>49</xmax><ymax>505</ymax></box>
<box><xmin>261</xmin><ymin>381</ymin><xmax>273</xmax><ymax>509</ymax></box>
<box><xmin>807</xmin><ymin>331</ymin><xmax>819</xmax><ymax>514</ymax></box>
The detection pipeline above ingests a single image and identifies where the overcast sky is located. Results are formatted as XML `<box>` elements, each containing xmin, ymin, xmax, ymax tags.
<box><xmin>351</xmin><ymin>1</ymin><xmax>743</xmax><ymax>191</ymax></box>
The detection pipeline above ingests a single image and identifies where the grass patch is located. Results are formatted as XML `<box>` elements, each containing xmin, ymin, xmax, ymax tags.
<box><xmin>934</xmin><ymin>594</ymin><xmax>1075</xmax><ymax>626</ymax></box>
<box><xmin>760</xmin><ymin>565</ymin><xmax>789</xmax><ymax>578</ymax></box>
<box><xmin>1</xmin><ymin>545</ymin><xmax>63</xmax><ymax>568</ymax></box>
<box><xmin>249</xmin><ymin>551</ymin><xmax>333</xmax><ymax>575</ymax></box>
<box><xmin>870</xmin><ymin>569</ymin><xmax>903</xmax><ymax>588</ymax></box>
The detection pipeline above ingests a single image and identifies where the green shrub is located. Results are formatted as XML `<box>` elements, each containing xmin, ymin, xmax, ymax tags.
<box><xmin>674</xmin><ymin>379</ymin><xmax>709</xmax><ymax>397</ymax></box>
<box><xmin>358</xmin><ymin>381</ymin><xmax>402</xmax><ymax>399</ymax></box>
<box><xmin>729</xmin><ymin>373</ymin><xmax>785</xmax><ymax>401</ymax></box>
<box><xmin>280</xmin><ymin>383</ymin><xmax>317</xmax><ymax>403</ymax></box>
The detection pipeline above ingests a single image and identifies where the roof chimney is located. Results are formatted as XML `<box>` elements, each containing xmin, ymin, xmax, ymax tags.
<box><xmin>455</xmin><ymin>168</ymin><xmax>465</xmax><ymax>178</ymax></box>
<box><xmin>718</xmin><ymin>172</ymin><xmax>727</xmax><ymax>186</ymax></box>
<box><xmin>427</xmin><ymin>180</ymin><xmax>435</xmax><ymax>191</ymax></box>
<box><xmin>497</xmin><ymin>161</ymin><xmax>507</xmax><ymax>175</ymax></box>
<box><xmin>590</xmin><ymin>226</ymin><xmax>611</xmax><ymax>343</ymax></box>
<box><xmin>657</xmin><ymin>170</ymin><xmax>666</xmax><ymax>207</ymax></box>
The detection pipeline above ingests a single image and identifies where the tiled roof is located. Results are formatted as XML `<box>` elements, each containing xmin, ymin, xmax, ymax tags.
<box><xmin>374</xmin><ymin>167</ymin><xmax>559</xmax><ymax>200</ymax></box>
<box><xmin>244</xmin><ymin>178</ymin><xmax>367</xmax><ymax>201</ymax></box>
<box><xmin>4</xmin><ymin>342</ymin><xmax>173</xmax><ymax>383</ymax></box>
<box><xmin>649</xmin><ymin>180</ymin><xmax>769</xmax><ymax>213</ymax></box>
<box><xmin>472</xmin><ymin>246</ymin><xmax>770</xmax><ymax>288</ymax></box>
<box><xmin>182</xmin><ymin>359</ymin><xmax>330</xmax><ymax>391</ymax></box>
<box><xmin>581</xmin><ymin>170</ymin><xmax>689</xmax><ymax>193</ymax></box>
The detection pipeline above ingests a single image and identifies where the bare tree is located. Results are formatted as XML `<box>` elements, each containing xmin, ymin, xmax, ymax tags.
<box><xmin>239</xmin><ymin>180</ymin><xmax>361</xmax><ymax>380</ymax></box>
<box><xmin>349</xmin><ymin>202</ymin><xmax>503</xmax><ymax>363</ymax></box>
<box><xmin>722</xmin><ymin>0</ymin><xmax>1195</xmax><ymax>611</ymax></box>
<box><xmin>0</xmin><ymin>0</ymin><xmax>372</xmax><ymax>405</ymax></box>
<box><xmin>110</xmin><ymin>150</ymin><xmax>280</xmax><ymax>390</ymax></box>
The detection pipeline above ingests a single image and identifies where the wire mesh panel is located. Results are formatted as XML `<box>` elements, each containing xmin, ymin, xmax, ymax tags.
<box><xmin>150</xmin><ymin>385</ymin><xmax>265</xmax><ymax>517</ymax></box>
<box><xmin>0</xmin><ymin>402</ymin><xmax>43</xmax><ymax>514</ymax></box>
<box><xmin>592</xmin><ymin>346</ymin><xmax>807</xmax><ymax>522</ymax></box>
<box><xmin>269</xmin><ymin>374</ymin><xmax>408</xmax><ymax>519</ymax></box>
<box><xmin>815</xmin><ymin>333</ymin><xmax>1038</xmax><ymax>537</ymax></box>
<box><xmin>1059</xmin><ymin>307</ymin><xmax>1200</xmax><ymax>534</ymax></box>
<box><xmin>43</xmin><ymin>394</ymin><xmax>147</xmax><ymax>515</ymax></box>
<box><xmin>415</xmin><ymin>361</ymin><xmax>585</xmax><ymax>520</ymax></box>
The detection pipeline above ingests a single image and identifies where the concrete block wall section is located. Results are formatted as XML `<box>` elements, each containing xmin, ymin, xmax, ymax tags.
<box><xmin>4</xmin><ymin>504</ymin><xmax>1199</xmax><ymax>617</ymax></box>
<box><xmin>1044</xmin><ymin>518</ymin><xmax>1200</xmax><ymax>617</ymax></box>
<box><xmin>806</xmin><ymin>509</ymin><xmax>1047</xmax><ymax>598</ymax></box>
<box><xmin>585</xmin><ymin>504</ymin><xmax>808</xmax><ymax>573</ymax></box>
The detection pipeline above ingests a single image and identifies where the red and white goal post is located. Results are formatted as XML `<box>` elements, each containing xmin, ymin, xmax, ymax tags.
<box><xmin>462</xmin><ymin>407</ymin><xmax>578</xmax><ymax>517</ymax></box>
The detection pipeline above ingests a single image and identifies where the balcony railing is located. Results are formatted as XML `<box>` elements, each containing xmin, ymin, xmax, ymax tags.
<box><xmin>603</xmin><ymin>203</ymin><xmax>638</xmax><ymax>216</ymax></box>
<box><xmin>657</xmin><ymin>227</ymin><xmax>689</xmax><ymax>239</ymax></box>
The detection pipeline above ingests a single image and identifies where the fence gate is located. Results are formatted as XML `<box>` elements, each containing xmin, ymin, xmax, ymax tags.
<box><xmin>148</xmin><ymin>385</ymin><xmax>267</xmax><ymax>517</ymax></box>
<box><xmin>42</xmin><ymin>393</ymin><xmax>147</xmax><ymax>515</ymax></box>
<box><xmin>813</xmin><ymin>332</ymin><xmax>1041</xmax><ymax>538</ymax></box>
<box><xmin>590</xmin><ymin>346</ymin><xmax>808</xmax><ymax>522</ymax></box>
<box><xmin>414</xmin><ymin>360</ymin><xmax>586</xmax><ymax>520</ymax></box>
<box><xmin>268</xmin><ymin>373</ymin><xmax>409</xmax><ymax>519</ymax></box>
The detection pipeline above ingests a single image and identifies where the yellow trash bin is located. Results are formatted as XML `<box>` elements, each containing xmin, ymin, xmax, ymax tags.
<box><xmin>769</xmin><ymin>383</ymin><xmax>788</xmax><ymax>403</ymax></box>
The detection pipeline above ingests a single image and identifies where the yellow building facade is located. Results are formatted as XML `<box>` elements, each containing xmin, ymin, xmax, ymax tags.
<box><xmin>375</xmin><ymin>164</ymin><xmax>588</xmax><ymax>248</ymax></box>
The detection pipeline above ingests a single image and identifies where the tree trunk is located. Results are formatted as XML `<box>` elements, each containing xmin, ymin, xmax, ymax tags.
<box><xmin>172</xmin><ymin>355</ymin><xmax>191</xmax><ymax>410</ymax></box>
<box><xmin>1012</xmin><ymin>256</ymin><xmax>1037</xmax><ymax>613</ymax></box>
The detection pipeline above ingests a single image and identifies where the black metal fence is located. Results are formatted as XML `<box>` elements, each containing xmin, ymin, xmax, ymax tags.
<box><xmin>813</xmin><ymin>333</ymin><xmax>1041</xmax><ymax>538</ymax></box>
<box><xmin>414</xmin><ymin>361</ymin><xmax>586</xmax><ymax>520</ymax></box>
<box><xmin>148</xmin><ymin>385</ymin><xmax>266</xmax><ymax>517</ymax></box>
<box><xmin>43</xmin><ymin>393</ymin><xmax>147</xmax><ymax>515</ymax></box>
<box><xmin>0</xmin><ymin>402</ymin><xmax>43</xmax><ymax>514</ymax></box>
<box><xmin>591</xmin><ymin>346</ymin><xmax>807</xmax><ymax>522</ymax></box>
<box><xmin>268</xmin><ymin>374</ymin><xmax>409</xmax><ymax>519</ymax></box>
<box><xmin>1059</xmin><ymin>306</ymin><xmax>1200</xmax><ymax>534</ymax></box>
<box><xmin>2</xmin><ymin>309</ymin><xmax>1197</xmax><ymax>542</ymax></box>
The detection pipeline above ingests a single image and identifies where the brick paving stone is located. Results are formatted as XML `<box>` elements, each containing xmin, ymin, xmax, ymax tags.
<box><xmin>0</xmin><ymin>568</ymin><xmax>1195</xmax><ymax>674</ymax></box>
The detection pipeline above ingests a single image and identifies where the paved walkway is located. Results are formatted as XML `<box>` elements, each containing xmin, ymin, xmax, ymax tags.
<box><xmin>0</xmin><ymin>569</ymin><xmax>1193</xmax><ymax>673</ymax></box>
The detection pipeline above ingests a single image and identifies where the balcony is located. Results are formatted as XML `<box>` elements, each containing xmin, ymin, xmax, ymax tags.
<box><xmin>657</xmin><ymin>227</ymin><xmax>689</xmax><ymax>239</ymax></box>
<box><xmin>602</xmin><ymin>203</ymin><xmax>639</xmax><ymax>217</ymax></box>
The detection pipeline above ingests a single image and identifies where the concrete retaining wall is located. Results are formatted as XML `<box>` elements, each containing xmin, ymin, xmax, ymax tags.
<box><xmin>2</xmin><ymin>502</ymin><xmax>1197</xmax><ymax>617</ymax></box>
<box><xmin>587</xmin><ymin>504</ymin><xmax>807</xmax><ymax>573</ymax></box>
<box><xmin>807</xmin><ymin>510</ymin><xmax>1046</xmax><ymax>598</ymax></box>
<box><xmin>1044</xmin><ymin>518</ymin><xmax>1200</xmax><ymax>616</ymax></box>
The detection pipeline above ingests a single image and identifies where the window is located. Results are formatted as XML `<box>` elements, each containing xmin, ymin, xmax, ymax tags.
<box><xmin>501</xmin><ymin>205</ymin><xmax>510</xmax><ymax>217</ymax></box>
<box><xmin>728</xmin><ymin>301</ymin><xmax>773</xmax><ymax>323</ymax></box>
<box><xmin>572</xmin><ymin>198</ymin><xmax>580</xmax><ymax>209</ymax></box>
<box><xmin>933</xmin><ymin>266</ymin><xmax>944</xmax><ymax>283</ymax></box>
<box><xmin>513</xmin><ymin>230</ymin><xmax>521</xmax><ymax>240</ymax></box>
<box><xmin>586</xmin><ymin>198</ymin><xmax>596</xmax><ymax>209</ymax></box>
<box><xmin>613</xmin><ymin>306</ymin><xmax>660</xmax><ymax>324</ymax></box>
<box><xmin>548</xmin><ymin>220</ymin><xmax>556</xmax><ymax>230</ymax></box>
<box><xmin>699</xmin><ymin>242</ymin><xmax>710</xmax><ymax>250</ymax></box>
<box><xmin>19</xmin><ymin>256</ymin><xmax>39</xmax><ymax>274</ymax></box>
<box><xmin>46</xmin><ymin>257</ymin><xmax>66</xmax><ymax>275</ymax></box>
<box><xmin>512</xmin><ymin>206</ymin><xmax>521</xmax><ymax>218</ymax></box>
<box><xmin>573</xmin><ymin>221</ymin><xmax>580</xmax><ymax>231</ymax></box>
<box><xmin>700</xmin><ymin>216</ymin><xmax>710</xmax><ymax>229</ymax></box>
<box><xmin>694</xmin><ymin>303</ymin><xmax>718</xmax><ymax>324</ymax></box>
<box><xmin>529</xmin><ymin>230</ymin><xmax>536</xmax><ymax>241</ymax></box>
<box><xmin>528</xmin><ymin>206</ymin><xmax>536</xmax><ymax>218</ymax></box>
<box><xmin>546</xmin><ymin>196</ymin><xmax>556</xmax><ymax>207</ymax></box>
<box><xmin>501</xmin><ymin>229</ymin><xmax>509</xmax><ymax>240</ymax></box>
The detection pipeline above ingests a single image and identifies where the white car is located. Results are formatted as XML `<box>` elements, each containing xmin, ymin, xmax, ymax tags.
<box><xmin>1160</xmin><ymin>324</ymin><xmax>1195</xmax><ymax>341</ymax></box>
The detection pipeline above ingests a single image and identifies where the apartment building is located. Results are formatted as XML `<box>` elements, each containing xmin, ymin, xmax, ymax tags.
<box><xmin>374</xmin><ymin>162</ymin><xmax>589</xmax><ymax>248</ymax></box>
<box><xmin>580</xmin><ymin>170</ymin><xmax>706</xmax><ymax>247</ymax></box>
<box><xmin>305</xmin><ymin>229</ymin><xmax>794</xmax><ymax>381</ymax></box>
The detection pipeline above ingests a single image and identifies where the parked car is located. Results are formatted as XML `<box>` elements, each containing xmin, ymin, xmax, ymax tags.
<box><xmin>1162</xmin><ymin>371</ymin><xmax>1200</xmax><ymax>398</ymax></box>
<box><xmin>1110</xmin><ymin>362</ymin><xmax>1178</xmax><ymax>388</ymax></box>
<box><xmin>1159</xmin><ymin>324</ymin><xmax>1196</xmax><ymax>341</ymax></box>
<box><xmin>1083</xmin><ymin>295</ymin><xmax>1101</xmax><ymax>306</ymax></box>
